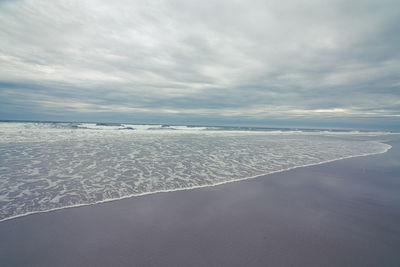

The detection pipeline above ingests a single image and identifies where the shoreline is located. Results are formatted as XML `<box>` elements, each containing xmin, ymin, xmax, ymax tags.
<box><xmin>0</xmin><ymin>142</ymin><xmax>392</xmax><ymax>224</ymax></box>
<box><xmin>1</xmin><ymin>138</ymin><xmax>399</xmax><ymax>266</ymax></box>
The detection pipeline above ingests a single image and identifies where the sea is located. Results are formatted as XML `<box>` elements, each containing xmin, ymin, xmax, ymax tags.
<box><xmin>0</xmin><ymin>121</ymin><xmax>394</xmax><ymax>222</ymax></box>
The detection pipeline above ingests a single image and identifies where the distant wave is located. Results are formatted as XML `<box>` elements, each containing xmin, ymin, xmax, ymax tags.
<box><xmin>0</xmin><ymin>121</ymin><xmax>395</xmax><ymax>134</ymax></box>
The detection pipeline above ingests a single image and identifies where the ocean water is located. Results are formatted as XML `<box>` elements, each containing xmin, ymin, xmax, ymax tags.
<box><xmin>0</xmin><ymin>121</ymin><xmax>392</xmax><ymax>222</ymax></box>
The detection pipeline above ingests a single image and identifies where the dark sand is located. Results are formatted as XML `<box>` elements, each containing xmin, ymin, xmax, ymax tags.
<box><xmin>1</xmin><ymin>139</ymin><xmax>400</xmax><ymax>267</ymax></box>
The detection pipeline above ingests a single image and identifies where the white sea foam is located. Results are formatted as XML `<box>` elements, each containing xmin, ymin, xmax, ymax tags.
<box><xmin>0</xmin><ymin>122</ymin><xmax>394</xmax><ymax>222</ymax></box>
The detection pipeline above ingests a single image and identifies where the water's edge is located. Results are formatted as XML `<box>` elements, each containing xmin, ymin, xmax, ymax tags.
<box><xmin>0</xmin><ymin>142</ymin><xmax>391</xmax><ymax>224</ymax></box>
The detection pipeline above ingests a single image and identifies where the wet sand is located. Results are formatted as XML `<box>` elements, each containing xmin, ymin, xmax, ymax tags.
<box><xmin>1</xmin><ymin>139</ymin><xmax>400</xmax><ymax>266</ymax></box>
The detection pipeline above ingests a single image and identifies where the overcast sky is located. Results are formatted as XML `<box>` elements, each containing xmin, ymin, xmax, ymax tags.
<box><xmin>0</xmin><ymin>0</ymin><xmax>399</xmax><ymax>129</ymax></box>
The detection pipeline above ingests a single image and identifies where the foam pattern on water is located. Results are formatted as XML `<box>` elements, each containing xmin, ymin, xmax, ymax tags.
<box><xmin>0</xmin><ymin>122</ymin><xmax>391</xmax><ymax>221</ymax></box>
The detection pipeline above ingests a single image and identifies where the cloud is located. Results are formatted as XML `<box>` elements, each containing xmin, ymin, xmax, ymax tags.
<box><xmin>0</xmin><ymin>0</ymin><xmax>399</xmax><ymax>128</ymax></box>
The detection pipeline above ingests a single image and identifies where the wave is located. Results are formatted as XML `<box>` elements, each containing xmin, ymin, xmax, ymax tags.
<box><xmin>0</xmin><ymin>121</ymin><xmax>395</xmax><ymax>135</ymax></box>
<box><xmin>0</xmin><ymin>142</ymin><xmax>391</xmax><ymax>223</ymax></box>
<box><xmin>0</xmin><ymin>121</ymin><xmax>395</xmax><ymax>223</ymax></box>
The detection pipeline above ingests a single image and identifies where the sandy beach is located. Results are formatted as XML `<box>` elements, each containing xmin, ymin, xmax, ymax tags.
<box><xmin>1</xmin><ymin>138</ymin><xmax>399</xmax><ymax>267</ymax></box>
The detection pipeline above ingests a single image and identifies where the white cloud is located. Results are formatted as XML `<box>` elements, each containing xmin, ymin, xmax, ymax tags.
<box><xmin>0</xmin><ymin>0</ymin><xmax>399</xmax><ymax>126</ymax></box>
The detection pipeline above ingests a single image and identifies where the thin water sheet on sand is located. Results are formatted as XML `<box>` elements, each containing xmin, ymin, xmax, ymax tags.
<box><xmin>0</xmin><ymin>122</ymin><xmax>391</xmax><ymax>222</ymax></box>
<box><xmin>0</xmin><ymin>138</ymin><xmax>399</xmax><ymax>266</ymax></box>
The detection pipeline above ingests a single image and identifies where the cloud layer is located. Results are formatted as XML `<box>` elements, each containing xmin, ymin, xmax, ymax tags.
<box><xmin>1</xmin><ymin>0</ymin><xmax>399</xmax><ymax>128</ymax></box>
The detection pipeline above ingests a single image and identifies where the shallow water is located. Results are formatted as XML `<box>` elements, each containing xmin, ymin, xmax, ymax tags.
<box><xmin>0</xmin><ymin>122</ymin><xmax>392</xmax><ymax>221</ymax></box>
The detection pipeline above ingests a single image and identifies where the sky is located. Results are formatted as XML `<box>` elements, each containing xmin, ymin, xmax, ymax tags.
<box><xmin>0</xmin><ymin>0</ymin><xmax>399</xmax><ymax>130</ymax></box>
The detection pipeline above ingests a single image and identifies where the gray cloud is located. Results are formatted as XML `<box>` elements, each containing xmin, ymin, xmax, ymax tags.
<box><xmin>0</xmin><ymin>0</ymin><xmax>399</xmax><ymax>128</ymax></box>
